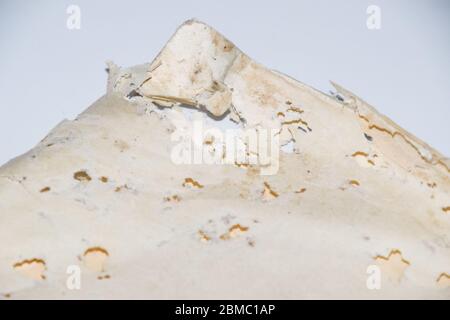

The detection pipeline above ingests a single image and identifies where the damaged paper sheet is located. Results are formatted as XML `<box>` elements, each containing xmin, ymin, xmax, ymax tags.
<box><xmin>0</xmin><ymin>19</ymin><xmax>449</xmax><ymax>299</ymax></box>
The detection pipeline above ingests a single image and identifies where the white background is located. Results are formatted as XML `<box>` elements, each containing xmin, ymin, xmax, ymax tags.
<box><xmin>0</xmin><ymin>0</ymin><xmax>449</xmax><ymax>165</ymax></box>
